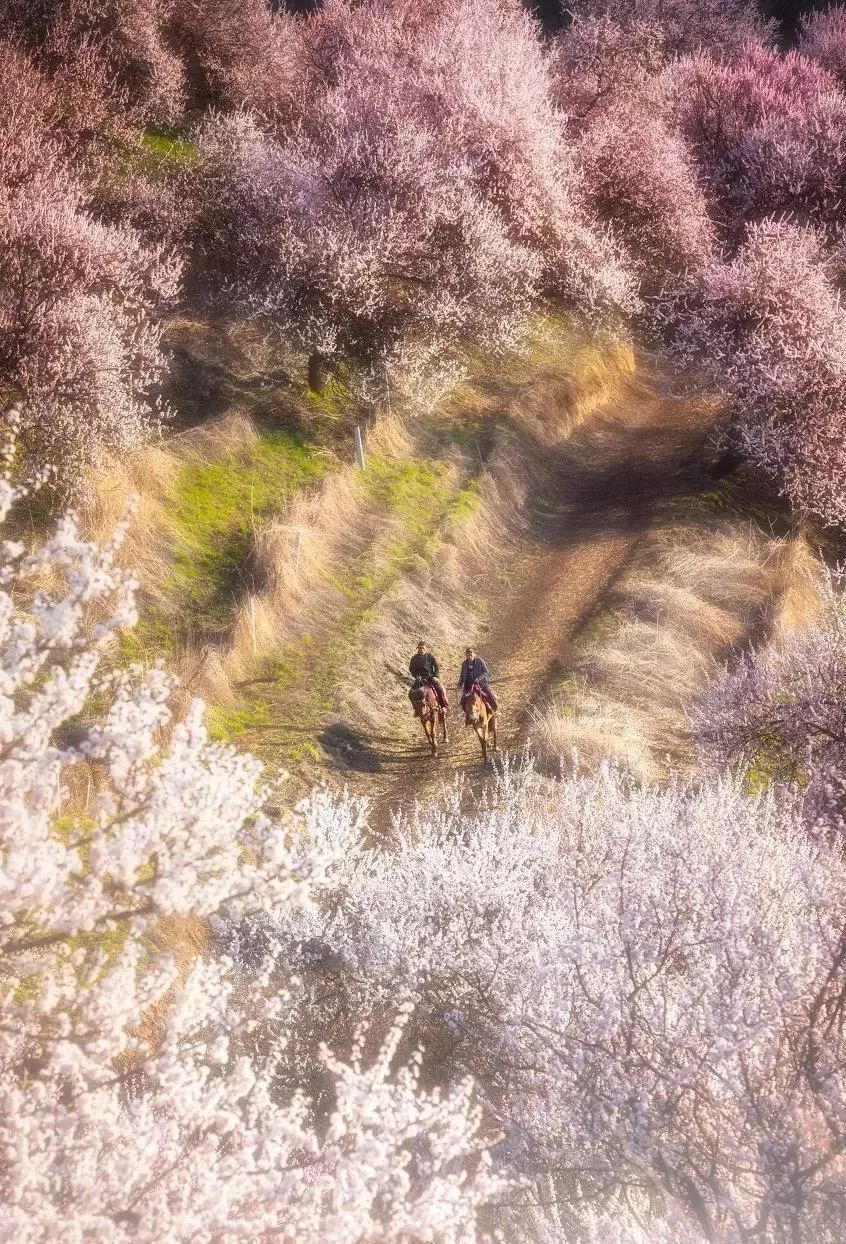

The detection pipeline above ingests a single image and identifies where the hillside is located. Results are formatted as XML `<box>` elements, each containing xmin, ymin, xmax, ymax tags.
<box><xmin>84</xmin><ymin>313</ymin><xmax>821</xmax><ymax>827</ymax></box>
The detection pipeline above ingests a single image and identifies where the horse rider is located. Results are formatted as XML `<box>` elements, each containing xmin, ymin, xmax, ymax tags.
<box><xmin>457</xmin><ymin>646</ymin><xmax>498</xmax><ymax>713</ymax></box>
<box><xmin>408</xmin><ymin>640</ymin><xmax>449</xmax><ymax>709</ymax></box>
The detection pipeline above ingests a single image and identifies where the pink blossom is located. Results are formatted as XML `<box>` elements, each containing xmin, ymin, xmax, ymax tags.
<box><xmin>0</xmin><ymin>46</ymin><xmax>181</xmax><ymax>489</ymax></box>
<box><xmin>798</xmin><ymin>5</ymin><xmax>846</xmax><ymax>87</ymax></box>
<box><xmin>563</xmin><ymin>0</ymin><xmax>774</xmax><ymax>61</ymax></box>
<box><xmin>670</xmin><ymin>45</ymin><xmax>846</xmax><ymax>243</ymax></box>
<box><xmin>199</xmin><ymin>0</ymin><xmax>635</xmax><ymax>405</ymax></box>
<box><xmin>656</xmin><ymin>218</ymin><xmax>846</xmax><ymax>525</ymax></box>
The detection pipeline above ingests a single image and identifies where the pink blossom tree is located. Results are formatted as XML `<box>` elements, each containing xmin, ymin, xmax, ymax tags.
<box><xmin>548</xmin><ymin>15</ymin><xmax>668</xmax><ymax>124</ymax></box>
<box><xmin>1</xmin><ymin>0</ymin><xmax>187</xmax><ymax>126</ymax></box>
<box><xmin>199</xmin><ymin>0</ymin><xmax>635</xmax><ymax>405</ymax></box>
<box><xmin>548</xmin><ymin>17</ymin><xmax>713</xmax><ymax>291</ymax></box>
<box><xmin>562</xmin><ymin>0</ymin><xmax>774</xmax><ymax>61</ymax></box>
<box><xmin>1</xmin><ymin>0</ymin><xmax>298</xmax><ymax>130</ymax></box>
<box><xmin>573</xmin><ymin>105</ymin><xmax>713</xmax><ymax>289</ymax></box>
<box><xmin>798</xmin><ymin>5</ymin><xmax>846</xmax><ymax>86</ymax></box>
<box><xmin>168</xmin><ymin>0</ymin><xmax>299</xmax><ymax>118</ymax></box>
<box><xmin>656</xmin><ymin>218</ymin><xmax>846</xmax><ymax>526</ymax></box>
<box><xmin>0</xmin><ymin>47</ymin><xmax>181</xmax><ymax>489</ymax></box>
<box><xmin>669</xmin><ymin>45</ymin><xmax>846</xmax><ymax>245</ymax></box>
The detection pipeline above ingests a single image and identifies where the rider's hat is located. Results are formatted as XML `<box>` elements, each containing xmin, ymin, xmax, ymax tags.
<box><xmin>417</xmin><ymin>638</ymin><xmax>426</xmax><ymax>647</ymax></box>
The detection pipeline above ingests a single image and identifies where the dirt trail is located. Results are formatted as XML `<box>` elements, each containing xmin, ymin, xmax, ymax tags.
<box><xmin>339</xmin><ymin>361</ymin><xmax>717</xmax><ymax>822</ymax></box>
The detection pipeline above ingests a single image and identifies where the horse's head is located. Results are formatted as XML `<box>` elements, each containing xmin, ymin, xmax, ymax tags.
<box><xmin>410</xmin><ymin>679</ymin><xmax>429</xmax><ymax>719</ymax></box>
<box><xmin>461</xmin><ymin>682</ymin><xmax>484</xmax><ymax>726</ymax></box>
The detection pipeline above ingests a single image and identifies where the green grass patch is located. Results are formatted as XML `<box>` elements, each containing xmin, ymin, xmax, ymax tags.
<box><xmin>744</xmin><ymin>726</ymin><xmax>808</xmax><ymax>796</ymax></box>
<box><xmin>448</xmin><ymin>477</ymin><xmax>482</xmax><ymax>526</ymax></box>
<box><xmin>208</xmin><ymin>700</ymin><xmax>272</xmax><ymax>743</ymax></box>
<box><xmin>139</xmin><ymin>127</ymin><xmax>200</xmax><ymax>168</ymax></box>
<box><xmin>303</xmin><ymin>369</ymin><xmax>353</xmax><ymax>422</ymax></box>
<box><xmin>120</xmin><ymin>615</ymin><xmax>181</xmax><ymax>666</ymax></box>
<box><xmin>109</xmin><ymin>128</ymin><xmax>200</xmax><ymax>189</ymax></box>
<box><xmin>163</xmin><ymin>429</ymin><xmax>330</xmax><ymax>634</ymax></box>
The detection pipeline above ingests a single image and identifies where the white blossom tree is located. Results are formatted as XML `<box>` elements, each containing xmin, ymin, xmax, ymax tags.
<box><xmin>0</xmin><ymin>460</ymin><xmax>500</xmax><ymax>1241</ymax></box>
<box><xmin>242</xmin><ymin>762</ymin><xmax>846</xmax><ymax>1242</ymax></box>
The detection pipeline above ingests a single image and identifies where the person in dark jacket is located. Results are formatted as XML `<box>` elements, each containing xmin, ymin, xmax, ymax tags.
<box><xmin>408</xmin><ymin>640</ymin><xmax>449</xmax><ymax>708</ymax></box>
<box><xmin>457</xmin><ymin>646</ymin><xmax>498</xmax><ymax>712</ymax></box>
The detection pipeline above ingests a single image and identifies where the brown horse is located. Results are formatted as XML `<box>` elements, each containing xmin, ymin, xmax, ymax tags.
<box><xmin>461</xmin><ymin>682</ymin><xmax>497</xmax><ymax>764</ymax></box>
<box><xmin>410</xmin><ymin>681</ymin><xmax>448</xmax><ymax>755</ymax></box>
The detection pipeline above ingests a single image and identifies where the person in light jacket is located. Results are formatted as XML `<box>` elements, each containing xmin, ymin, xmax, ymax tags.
<box><xmin>457</xmin><ymin>646</ymin><xmax>498</xmax><ymax>712</ymax></box>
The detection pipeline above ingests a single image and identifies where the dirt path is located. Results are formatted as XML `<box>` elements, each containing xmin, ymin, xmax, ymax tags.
<box><xmin>339</xmin><ymin>361</ymin><xmax>717</xmax><ymax>823</ymax></box>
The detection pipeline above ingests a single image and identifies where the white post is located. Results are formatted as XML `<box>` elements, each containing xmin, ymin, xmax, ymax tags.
<box><xmin>354</xmin><ymin>424</ymin><xmax>366</xmax><ymax>470</ymax></box>
<box><xmin>384</xmin><ymin>354</ymin><xmax>392</xmax><ymax>418</ymax></box>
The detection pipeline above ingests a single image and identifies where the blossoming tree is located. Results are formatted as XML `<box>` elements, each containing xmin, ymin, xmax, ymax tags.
<box><xmin>669</xmin><ymin>45</ymin><xmax>846</xmax><ymax>246</ymax></box>
<box><xmin>656</xmin><ymin>218</ymin><xmax>846</xmax><ymax>526</ymax></box>
<box><xmin>563</xmin><ymin>0</ymin><xmax>773</xmax><ymax>61</ymax></box>
<box><xmin>244</xmin><ymin>761</ymin><xmax>846</xmax><ymax>1242</ymax></box>
<box><xmin>696</xmin><ymin>569</ymin><xmax>846</xmax><ymax>843</ymax></box>
<box><xmin>0</xmin><ymin>456</ymin><xmax>499</xmax><ymax>1241</ymax></box>
<box><xmin>0</xmin><ymin>44</ymin><xmax>181</xmax><ymax>489</ymax></box>
<box><xmin>198</xmin><ymin>0</ymin><xmax>634</xmax><ymax>405</ymax></box>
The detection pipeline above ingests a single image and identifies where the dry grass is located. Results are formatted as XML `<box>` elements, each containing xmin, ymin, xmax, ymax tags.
<box><xmin>77</xmin><ymin>319</ymin><xmax>645</xmax><ymax>784</ymax></box>
<box><xmin>87</xmin><ymin>411</ymin><xmax>258</xmax><ymax>604</ymax></box>
<box><xmin>531</xmin><ymin>525</ymin><xmax>824</xmax><ymax>781</ymax></box>
<box><xmin>330</xmin><ymin>327</ymin><xmax>637</xmax><ymax>737</ymax></box>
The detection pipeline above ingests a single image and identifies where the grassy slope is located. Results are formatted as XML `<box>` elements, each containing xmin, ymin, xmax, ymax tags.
<box><xmin>121</xmin><ymin>425</ymin><xmax>331</xmax><ymax>663</ymax></box>
<box><xmin>529</xmin><ymin>473</ymin><xmax>822</xmax><ymax>783</ymax></box>
<box><xmin>211</xmin><ymin>450</ymin><xmax>483</xmax><ymax>765</ymax></box>
<box><xmin>99</xmin><ymin>312</ymin><xmax>500</xmax><ymax>784</ymax></box>
<box><xmin>110</xmin><ymin>316</ymin><xmax>630</xmax><ymax>793</ymax></box>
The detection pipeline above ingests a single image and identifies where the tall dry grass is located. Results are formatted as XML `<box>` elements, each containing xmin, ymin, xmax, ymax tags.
<box><xmin>530</xmin><ymin>525</ymin><xmax>823</xmax><ymax>782</ymax></box>
<box><xmin>85</xmin><ymin>322</ymin><xmax>635</xmax><ymax>744</ymax></box>
<box><xmin>334</xmin><ymin>331</ymin><xmax>638</xmax><ymax>733</ymax></box>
